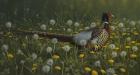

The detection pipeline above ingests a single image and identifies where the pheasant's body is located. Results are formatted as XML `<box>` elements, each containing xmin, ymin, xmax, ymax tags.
<box><xmin>0</xmin><ymin>12</ymin><xmax>112</xmax><ymax>50</ymax></box>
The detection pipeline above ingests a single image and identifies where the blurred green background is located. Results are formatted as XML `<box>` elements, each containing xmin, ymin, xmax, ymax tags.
<box><xmin>0</xmin><ymin>0</ymin><xmax>140</xmax><ymax>23</ymax></box>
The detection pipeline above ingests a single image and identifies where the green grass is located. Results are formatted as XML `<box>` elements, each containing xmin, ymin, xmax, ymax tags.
<box><xmin>0</xmin><ymin>18</ymin><xmax>140</xmax><ymax>75</ymax></box>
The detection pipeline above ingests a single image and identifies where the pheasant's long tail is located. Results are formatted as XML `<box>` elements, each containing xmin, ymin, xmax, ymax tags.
<box><xmin>12</xmin><ymin>30</ymin><xmax>74</xmax><ymax>42</ymax></box>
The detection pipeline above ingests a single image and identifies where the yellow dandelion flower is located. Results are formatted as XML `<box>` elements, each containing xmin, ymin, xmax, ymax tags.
<box><xmin>122</xmin><ymin>33</ymin><xmax>127</xmax><ymax>36</ymax></box>
<box><xmin>90</xmin><ymin>51</ymin><xmax>95</xmax><ymax>54</ymax></box>
<box><xmin>133</xmin><ymin>32</ymin><xmax>139</xmax><ymax>35</ymax></box>
<box><xmin>100</xmin><ymin>69</ymin><xmax>106</xmax><ymax>74</ymax></box>
<box><xmin>108</xmin><ymin>59</ymin><xmax>114</xmax><ymax>64</ymax></box>
<box><xmin>7</xmin><ymin>53</ymin><xmax>14</xmax><ymax>59</ymax></box>
<box><xmin>114</xmin><ymin>47</ymin><xmax>119</xmax><ymax>50</ymax></box>
<box><xmin>136</xmin><ymin>43</ymin><xmax>140</xmax><ymax>45</ymax></box>
<box><xmin>120</xmin><ymin>68</ymin><xmax>126</xmax><ymax>73</ymax></box>
<box><xmin>32</xmin><ymin>64</ymin><xmax>38</xmax><ymax>72</ymax></box>
<box><xmin>91</xmin><ymin>70</ymin><xmax>98</xmax><ymax>75</ymax></box>
<box><xmin>130</xmin><ymin>54</ymin><xmax>137</xmax><ymax>58</ymax></box>
<box><xmin>125</xmin><ymin>46</ymin><xmax>131</xmax><ymax>49</ymax></box>
<box><xmin>131</xmin><ymin>41</ymin><xmax>136</xmax><ymax>44</ymax></box>
<box><xmin>52</xmin><ymin>54</ymin><xmax>60</xmax><ymax>59</ymax></box>
<box><xmin>54</xmin><ymin>66</ymin><xmax>61</xmax><ymax>70</ymax></box>
<box><xmin>84</xmin><ymin>67</ymin><xmax>91</xmax><ymax>72</ymax></box>
<box><xmin>79</xmin><ymin>53</ymin><xmax>85</xmax><ymax>58</ymax></box>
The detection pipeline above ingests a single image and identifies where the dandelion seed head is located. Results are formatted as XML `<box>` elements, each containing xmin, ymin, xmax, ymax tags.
<box><xmin>42</xmin><ymin>65</ymin><xmax>50</xmax><ymax>73</ymax></box>
<box><xmin>118</xmin><ymin>22</ymin><xmax>124</xmax><ymax>28</ymax></box>
<box><xmin>40</xmin><ymin>24</ymin><xmax>46</xmax><ymax>30</ymax></box>
<box><xmin>47</xmin><ymin>58</ymin><xmax>53</xmax><ymax>66</ymax></box>
<box><xmin>74</xmin><ymin>22</ymin><xmax>80</xmax><ymax>27</ymax></box>
<box><xmin>31</xmin><ymin>53</ymin><xmax>37</xmax><ymax>60</ymax></box>
<box><xmin>50</xmin><ymin>19</ymin><xmax>56</xmax><ymax>25</ymax></box>
<box><xmin>107</xmin><ymin>68</ymin><xmax>115</xmax><ymax>75</ymax></box>
<box><xmin>46</xmin><ymin>47</ymin><xmax>53</xmax><ymax>53</ymax></box>
<box><xmin>5</xmin><ymin>21</ymin><xmax>12</xmax><ymax>28</ymax></box>
<box><xmin>130</xmin><ymin>21</ymin><xmax>136</xmax><ymax>26</ymax></box>
<box><xmin>1</xmin><ymin>44</ymin><xmax>9</xmax><ymax>52</ymax></box>
<box><xmin>32</xmin><ymin>34</ymin><xmax>39</xmax><ymax>40</ymax></box>
<box><xmin>94</xmin><ymin>60</ymin><xmax>101</xmax><ymax>67</ymax></box>
<box><xmin>111</xmin><ymin>51</ymin><xmax>117</xmax><ymax>58</ymax></box>
<box><xmin>79</xmin><ymin>40</ymin><xmax>87</xmax><ymax>46</ymax></box>
<box><xmin>108</xmin><ymin>44</ymin><xmax>116</xmax><ymax>49</ymax></box>
<box><xmin>62</xmin><ymin>45</ymin><xmax>71</xmax><ymax>52</ymax></box>
<box><xmin>66</xmin><ymin>19</ymin><xmax>73</xmax><ymax>26</ymax></box>
<box><xmin>132</xmin><ymin>46</ymin><xmax>138</xmax><ymax>52</ymax></box>
<box><xmin>120</xmin><ymin>51</ymin><xmax>127</xmax><ymax>57</ymax></box>
<box><xmin>90</xmin><ymin>22</ymin><xmax>96</xmax><ymax>28</ymax></box>
<box><xmin>51</xmin><ymin>38</ymin><xmax>58</xmax><ymax>44</ymax></box>
<box><xmin>67</xmin><ymin>28</ymin><xmax>72</xmax><ymax>32</ymax></box>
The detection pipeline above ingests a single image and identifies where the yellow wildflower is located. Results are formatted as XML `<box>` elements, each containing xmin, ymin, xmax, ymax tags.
<box><xmin>52</xmin><ymin>54</ymin><xmax>60</xmax><ymax>59</ymax></box>
<box><xmin>79</xmin><ymin>53</ymin><xmax>85</xmax><ymax>58</ymax></box>
<box><xmin>91</xmin><ymin>70</ymin><xmax>98</xmax><ymax>75</ymax></box>
<box><xmin>108</xmin><ymin>59</ymin><xmax>114</xmax><ymax>64</ymax></box>
<box><xmin>125</xmin><ymin>46</ymin><xmax>131</xmax><ymax>49</ymax></box>
<box><xmin>32</xmin><ymin>63</ymin><xmax>38</xmax><ymax>72</ymax></box>
<box><xmin>130</xmin><ymin>54</ymin><xmax>137</xmax><ymax>58</ymax></box>
<box><xmin>131</xmin><ymin>41</ymin><xmax>136</xmax><ymax>44</ymax></box>
<box><xmin>114</xmin><ymin>47</ymin><xmax>119</xmax><ymax>50</ymax></box>
<box><xmin>120</xmin><ymin>68</ymin><xmax>126</xmax><ymax>72</ymax></box>
<box><xmin>122</xmin><ymin>33</ymin><xmax>127</xmax><ymax>36</ymax></box>
<box><xmin>100</xmin><ymin>69</ymin><xmax>106</xmax><ymax>74</ymax></box>
<box><xmin>84</xmin><ymin>67</ymin><xmax>91</xmax><ymax>72</ymax></box>
<box><xmin>90</xmin><ymin>51</ymin><xmax>95</xmax><ymax>54</ymax></box>
<box><xmin>54</xmin><ymin>66</ymin><xmax>61</xmax><ymax>70</ymax></box>
<box><xmin>133</xmin><ymin>32</ymin><xmax>139</xmax><ymax>35</ymax></box>
<box><xmin>7</xmin><ymin>53</ymin><xmax>14</xmax><ymax>59</ymax></box>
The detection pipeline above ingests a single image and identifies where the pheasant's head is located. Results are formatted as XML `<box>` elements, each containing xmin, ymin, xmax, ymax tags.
<box><xmin>102</xmin><ymin>12</ymin><xmax>112</xmax><ymax>23</ymax></box>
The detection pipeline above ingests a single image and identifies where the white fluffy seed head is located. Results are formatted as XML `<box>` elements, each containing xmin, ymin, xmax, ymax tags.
<box><xmin>42</xmin><ymin>65</ymin><xmax>50</xmax><ymax>73</ymax></box>
<box><xmin>32</xmin><ymin>34</ymin><xmax>39</xmax><ymax>40</ymax></box>
<box><xmin>67</xmin><ymin>28</ymin><xmax>72</xmax><ymax>32</ymax></box>
<box><xmin>126</xmin><ymin>37</ymin><xmax>131</xmax><ymax>42</ymax></box>
<box><xmin>1</xmin><ymin>44</ymin><xmax>9</xmax><ymax>52</ymax></box>
<box><xmin>40</xmin><ymin>24</ymin><xmax>47</xmax><ymax>30</ymax></box>
<box><xmin>62</xmin><ymin>45</ymin><xmax>71</xmax><ymax>52</ymax></box>
<box><xmin>47</xmin><ymin>58</ymin><xmax>53</xmax><ymax>66</ymax></box>
<box><xmin>132</xmin><ymin>46</ymin><xmax>138</xmax><ymax>52</ymax></box>
<box><xmin>79</xmin><ymin>40</ymin><xmax>87</xmax><ymax>46</ymax></box>
<box><xmin>66</xmin><ymin>19</ymin><xmax>73</xmax><ymax>26</ymax></box>
<box><xmin>110</xmin><ymin>26</ymin><xmax>115</xmax><ymax>31</ymax></box>
<box><xmin>90</xmin><ymin>22</ymin><xmax>96</xmax><ymax>28</ymax></box>
<box><xmin>108</xmin><ymin>44</ymin><xmax>116</xmax><ymax>49</ymax></box>
<box><xmin>120</xmin><ymin>51</ymin><xmax>127</xmax><ymax>57</ymax></box>
<box><xmin>111</xmin><ymin>51</ymin><xmax>117</xmax><ymax>58</ymax></box>
<box><xmin>50</xmin><ymin>19</ymin><xmax>56</xmax><ymax>25</ymax></box>
<box><xmin>84</xmin><ymin>26</ymin><xmax>90</xmax><ymax>30</ymax></box>
<box><xmin>5</xmin><ymin>21</ymin><xmax>12</xmax><ymax>28</ymax></box>
<box><xmin>118</xmin><ymin>22</ymin><xmax>124</xmax><ymax>28</ymax></box>
<box><xmin>74</xmin><ymin>22</ymin><xmax>80</xmax><ymax>27</ymax></box>
<box><xmin>31</xmin><ymin>53</ymin><xmax>37</xmax><ymax>60</ymax></box>
<box><xmin>130</xmin><ymin>21</ymin><xmax>136</xmax><ymax>26</ymax></box>
<box><xmin>107</xmin><ymin>68</ymin><xmax>115</xmax><ymax>75</ymax></box>
<box><xmin>46</xmin><ymin>47</ymin><xmax>53</xmax><ymax>53</ymax></box>
<box><xmin>51</xmin><ymin>38</ymin><xmax>58</xmax><ymax>44</ymax></box>
<box><xmin>94</xmin><ymin>60</ymin><xmax>101</xmax><ymax>67</ymax></box>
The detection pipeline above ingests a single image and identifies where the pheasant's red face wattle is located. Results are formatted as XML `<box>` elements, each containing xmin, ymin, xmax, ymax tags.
<box><xmin>107</xmin><ymin>12</ymin><xmax>112</xmax><ymax>23</ymax></box>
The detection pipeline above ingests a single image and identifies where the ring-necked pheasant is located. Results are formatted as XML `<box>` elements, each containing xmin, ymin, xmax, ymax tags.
<box><xmin>1</xmin><ymin>12</ymin><xmax>112</xmax><ymax>50</ymax></box>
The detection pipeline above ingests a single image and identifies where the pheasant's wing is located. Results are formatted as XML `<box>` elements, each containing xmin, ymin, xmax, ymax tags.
<box><xmin>85</xmin><ymin>27</ymin><xmax>102</xmax><ymax>39</ymax></box>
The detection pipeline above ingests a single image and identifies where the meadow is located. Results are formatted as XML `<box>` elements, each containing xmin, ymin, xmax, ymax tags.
<box><xmin>0</xmin><ymin>0</ymin><xmax>140</xmax><ymax>75</ymax></box>
<box><xmin>0</xmin><ymin>17</ymin><xmax>140</xmax><ymax>75</ymax></box>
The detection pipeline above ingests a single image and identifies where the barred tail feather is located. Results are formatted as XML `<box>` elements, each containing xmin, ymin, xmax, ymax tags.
<box><xmin>14</xmin><ymin>30</ymin><xmax>74</xmax><ymax>42</ymax></box>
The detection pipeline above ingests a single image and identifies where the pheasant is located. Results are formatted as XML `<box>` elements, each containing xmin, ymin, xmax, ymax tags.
<box><xmin>1</xmin><ymin>12</ymin><xmax>112</xmax><ymax>50</ymax></box>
